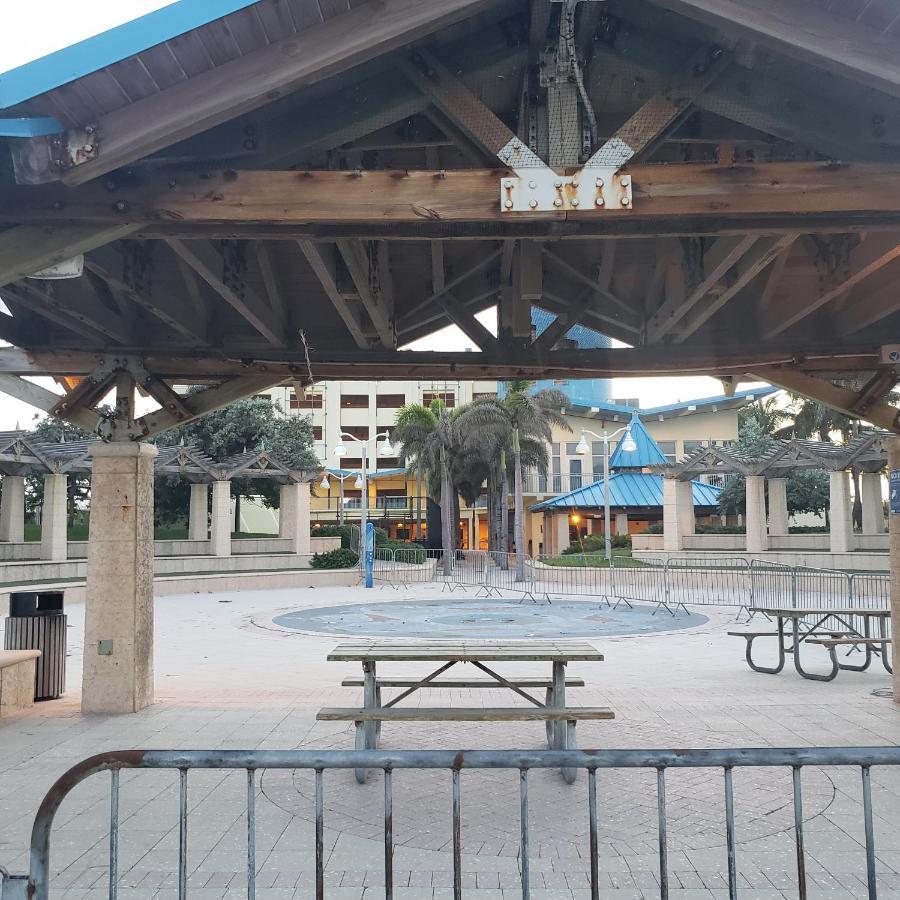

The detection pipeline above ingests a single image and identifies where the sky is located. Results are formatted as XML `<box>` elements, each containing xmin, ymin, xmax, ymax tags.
<box><xmin>0</xmin><ymin>2</ymin><xmax>760</xmax><ymax>429</ymax></box>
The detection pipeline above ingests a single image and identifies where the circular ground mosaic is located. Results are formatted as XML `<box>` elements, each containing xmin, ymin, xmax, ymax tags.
<box><xmin>272</xmin><ymin>598</ymin><xmax>707</xmax><ymax>639</ymax></box>
<box><xmin>259</xmin><ymin>722</ymin><xmax>835</xmax><ymax>857</ymax></box>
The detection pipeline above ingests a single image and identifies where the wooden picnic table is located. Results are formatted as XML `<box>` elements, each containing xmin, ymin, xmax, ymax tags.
<box><xmin>732</xmin><ymin>607</ymin><xmax>892</xmax><ymax>682</ymax></box>
<box><xmin>320</xmin><ymin>640</ymin><xmax>610</xmax><ymax>783</ymax></box>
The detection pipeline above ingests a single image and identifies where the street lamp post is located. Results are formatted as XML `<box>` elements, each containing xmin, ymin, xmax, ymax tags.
<box><xmin>318</xmin><ymin>470</ymin><xmax>355</xmax><ymax>525</ymax></box>
<box><xmin>333</xmin><ymin>431</ymin><xmax>395</xmax><ymax>551</ymax></box>
<box><xmin>575</xmin><ymin>425</ymin><xmax>636</xmax><ymax>561</ymax></box>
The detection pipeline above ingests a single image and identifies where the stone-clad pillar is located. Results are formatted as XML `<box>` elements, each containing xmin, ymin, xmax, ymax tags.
<box><xmin>860</xmin><ymin>473</ymin><xmax>885</xmax><ymax>535</ymax></box>
<box><xmin>888</xmin><ymin>438</ymin><xmax>900</xmax><ymax>704</ymax></box>
<box><xmin>767</xmin><ymin>477</ymin><xmax>789</xmax><ymax>536</ymax></box>
<box><xmin>829</xmin><ymin>470</ymin><xmax>852</xmax><ymax>553</ymax></box>
<box><xmin>677</xmin><ymin>480</ymin><xmax>695</xmax><ymax>539</ymax></box>
<box><xmin>745</xmin><ymin>475</ymin><xmax>768</xmax><ymax>553</ymax></box>
<box><xmin>40</xmin><ymin>474</ymin><xmax>68</xmax><ymax>561</ymax></box>
<box><xmin>663</xmin><ymin>478</ymin><xmax>687</xmax><ymax>551</ymax></box>
<box><xmin>0</xmin><ymin>475</ymin><xmax>25</xmax><ymax>542</ymax></box>
<box><xmin>188</xmin><ymin>483</ymin><xmax>209</xmax><ymax>541</ymax></box>
<box><xmin>614</xmin><ymin>512</ymin><xmax>629</xmax><ymax>536</ymax></box>
<box><xmin>210</xmin><ymin>481</ymin><xmax>232</xmax><ymax>557</ymax></box>
<box><xmin>279</xmin><ymin>482</ymin><xmax>311</xmax><ymax>555</ymax></box>
<box><xmin>555</xmin><ymin>514</ymin><xmax>570</xmax><ymax>553</ymax></box>
<box><xmin>82</xmin><ymin>443</ymin><xmax>157</xmax><ymax>714</ymax></box>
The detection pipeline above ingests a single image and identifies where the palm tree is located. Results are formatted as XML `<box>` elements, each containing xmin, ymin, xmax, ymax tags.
<box><xmin>458</xmin><ymin>380</ymin><xmax>570</xmax><ymax>579</ymax></box>
<box><xmin>392</xmin><ymin>399</ymin><xmax>460</xmax><ymax>574</ymax></box>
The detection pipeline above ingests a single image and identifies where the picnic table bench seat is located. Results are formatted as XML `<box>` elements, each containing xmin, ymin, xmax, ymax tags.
<box><xmin>318</xmin><ymin>706</ymin><xmax>612</xmax><ymax>722</ymax></box>
<box><xmin>341</xmin><ymin>676</ymin><xmax>585</xmax><ymax>689</ymax></box>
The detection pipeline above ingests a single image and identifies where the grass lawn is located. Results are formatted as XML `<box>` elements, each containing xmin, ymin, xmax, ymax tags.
<box><xmin>540</xmin><ymin>549</ymin><xmax>648</xmax><ymax>568</ymax></box>
<box><xmin>21</xmin><ymin>523</ymin><xmax>277</xmax><ymax>542</ymax></box>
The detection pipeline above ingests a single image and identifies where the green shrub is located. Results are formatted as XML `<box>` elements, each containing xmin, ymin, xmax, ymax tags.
<box><xmin>788</xmin><ymin>525</ymin><xmax>828</xmax><ymax>534</ymax></box>
<box><xmin>561</xmin><ymin>533</ymin><xmax>631</xmax><ymax>554</ymax></box>
<box><xmin>647</xmin><ymin>524</ymin><xmax>664</xmax><ymax>534</ymax></box>
<box><xmin>310</xmin><ymin>547</ymin><xmax>359</xmax><ymax>569</ymax></box>
<box><xmin>695</xmin><ymin>524</ymin><xmax>746</xmax><ymax>535</ymax></box>
<box><xmin>311</xmin><ymin>524</ymin><xmax>389</xmax><ymax>548</ymax></box>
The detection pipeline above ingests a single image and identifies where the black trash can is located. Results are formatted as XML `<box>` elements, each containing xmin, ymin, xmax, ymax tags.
<box><xmin>3</xmin><ymin>591</ymin><xmax>66</xmax><ymax>700</ymax></box>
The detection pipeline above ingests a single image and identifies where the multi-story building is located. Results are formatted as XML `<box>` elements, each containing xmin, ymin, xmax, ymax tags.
<box><xmin>271</xmin><ymin>377</ymin><xmax>774</xmax><ymax>551</ymax></box>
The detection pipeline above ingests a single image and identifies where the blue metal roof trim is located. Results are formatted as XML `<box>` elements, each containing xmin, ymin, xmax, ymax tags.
<box><xmin>608</xmin><ymin>413</ymin><xmax>667</xmax><ymax>469</ymax></box>
<box><xmin>565</xmin><ymin>386</ymin><xmax>779</xmax><ymax>416</ymax></box>
<box><xmin>0</xmin><ymin>0</ymin><xmax>262</xmax><ymax>109</ymax></box>
<box><xmin>531</xmin><ymin>306</ymin><xmax>610</xmax><ymax>351</ymax></box>
<box><xmin>530</xmin><ymin>472</ymin><xmax>721</xmax><ymax>511</ymax></box>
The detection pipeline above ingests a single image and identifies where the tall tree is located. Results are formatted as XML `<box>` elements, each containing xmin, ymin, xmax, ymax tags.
<box><xmin>457</xmin><ymin>380</ymin><xmax>569</xmax><ymax>579</ymax></box>
<box><xmin>392</xmin><ymin>399</ymin><xmax>461</xmax><ymax>574</ymax></box>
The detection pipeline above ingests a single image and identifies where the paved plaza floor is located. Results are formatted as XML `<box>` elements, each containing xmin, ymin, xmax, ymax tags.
<box><xmin>0</xmin><ymin>584</ymin><xmax>898</xmax><ymax>900</ymax></box>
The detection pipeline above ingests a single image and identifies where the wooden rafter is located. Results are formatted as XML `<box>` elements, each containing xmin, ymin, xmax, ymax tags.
<box><xmin>255</xmin><ymin>243</ymin><xmax>288</xmax><ymax>327</ymax></box>
<box><xmin>652</xmin><ymin>0</ymin><xmax>900</xmax><ymax>100</ymax></box>
<box><xmin>296</xmin><ymin>240</ymin><xmax>369</xmax><ymax>350</ymax></box>
<box><xmin>752</xmin><ymin>367</ymin><xmax>900</xmax><ymax>433</ymax></box>
<box><xmin>47</xmin><ymin>0</ymin><xmax>495</xmax><ymax>186</ymax></box>
<box><xmin>336</xmin><ymin>240</ymin><xmax>395</xmax><ymax>348</ymax></box>
<box><xmin>166</xmin><ymin>239</ymin><xmax>285</xmax><ymax>347</ymax></box>
<box><xmin>0</xmin><ymin>374</ymin><xmax>101</xmax><ymax>433</ymax></box>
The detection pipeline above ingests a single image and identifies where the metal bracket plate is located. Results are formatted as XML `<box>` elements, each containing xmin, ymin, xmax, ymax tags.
<box><xmin>500</xmin><ymin>167</ymin><xmax>632</xmax><ymax>212</ymax></box>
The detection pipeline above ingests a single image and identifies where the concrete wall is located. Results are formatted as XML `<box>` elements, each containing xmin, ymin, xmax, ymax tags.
<box><xmin>632</xmin><ymin>533</ymin><xmax>889</xmax><ymax>554</ymax></box>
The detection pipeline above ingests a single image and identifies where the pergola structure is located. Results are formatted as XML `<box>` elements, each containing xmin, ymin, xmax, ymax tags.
<box><xmin>0</xmin><ymin>432</ymin><xmax>319</xmax><ymax>561</ymax></box>
<box><xmin>1</xmin><ymin>0</ymin><xmax>899</xmax><ymax>709</ymax></box>
<box><xmin>654</xmin><ymin>432</ymin><xmax>891</xmax><ymax>553</ymax></box>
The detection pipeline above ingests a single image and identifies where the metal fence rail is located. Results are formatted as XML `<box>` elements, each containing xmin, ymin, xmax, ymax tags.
<box><xmin>2</xmin><ymin>747</ymin><xmax>899</xmax><ymax>900</ymax></box>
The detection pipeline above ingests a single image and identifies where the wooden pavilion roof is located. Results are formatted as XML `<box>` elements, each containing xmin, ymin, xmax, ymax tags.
<box><xmin>1</xmin><ymin>0</ymin><xmax>900</xmax><ymax>438</ymax></box>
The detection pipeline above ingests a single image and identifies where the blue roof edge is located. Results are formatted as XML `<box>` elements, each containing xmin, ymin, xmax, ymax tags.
<box><xmin>0</xmin><ymin>0</ymin><xmax>262</xmax><ymax>109</ymax></box>
<box><xmin>567</xmin><ymin>386</ymin><xmax>778</xmax><ymax>417</ymax></box>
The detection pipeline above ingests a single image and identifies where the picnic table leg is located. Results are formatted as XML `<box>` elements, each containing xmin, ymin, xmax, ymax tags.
<box><xmin>355</xmin><ymin>660</ymin><xmax>378</xmax><ymax>784</ymax></box>
<box><xmin>791</xmin><ymin>618</ymin><xmax>838</xmax><ymax>682</ymax></box>
<box><xmin>835</xmin><ymin>617</ymin><xmax>876</xmax><ymax>672</ymax></box>
<box><xmin>744</xmin><ymin>618</ymin><xmax>786</xmax><ymax>674</ymax></box>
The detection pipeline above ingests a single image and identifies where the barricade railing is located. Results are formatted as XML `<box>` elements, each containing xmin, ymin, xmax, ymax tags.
<box><xmin>3</xmin><ymin>746</ymin><xmax>898</xmax><ymax>900</ymax></box>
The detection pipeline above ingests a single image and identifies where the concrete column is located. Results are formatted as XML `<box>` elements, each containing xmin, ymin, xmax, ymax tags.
<box><xmin>745</xmin><ymin>475</ymin><xmax>768</xmax><ymax>554</ymax></box>
<box><xmin>40</xmin><ymin>474</ymin><xmax>68</xmax><ymax>561</ymax></box>
<box><xmin>663</xmin><ymin>478</ymin><xmax>685</xmax><ymax>551</ymax></box>
<box><xmin>861</xmin><ymin>473</ymin><xmax>885</xmax><ymax>535</ymax></box>
<box><xmin>0</xmin><ymin>475</ymin><xmax>25</xmax><ymax>542</ymax></box>
<box><xmin>210</xmin><ymin>481</ymin><xmax>232</xmax><ymax>557</ymax></box>
<box><xmin>888</xmin><ymin>438</ymin><xmax>900</xmax><ymax>704</ymax></box>
<box><xmin>554</xmin><ymin>514</ymin><xmax>570</xmax><ymax>553</ymax></box>
<box><xmin>677</xmin><ymin>480</ymin><xmax>695</xmax><ymax>538</ymax></box>
<box><xmin>279</xmin><ymin>482</ymin><xmax>311</xmax><ymax>555</ymax></box>
<box><xmin>767</xmin><ymin>477</ymin><xmax>790</xmax><ymax>536</ymax></box>
<box><xmin>82</xmin><ymin>443</ymin><xmax>157</xmax><ymax>714</ymax></box>
<box><xmin>614</xmin><ymin>511</ymin><xmax>629</xmax><ymax>536</ymax></box>
<box><xmin>188</xmin><ymin>483</ymin><xmax>209</xmax><ymax>541</ymax></box>
<box><xmin>829</xmin><ymin>470</ymin><xmax>852</xmax><ymax>553</ymax></box>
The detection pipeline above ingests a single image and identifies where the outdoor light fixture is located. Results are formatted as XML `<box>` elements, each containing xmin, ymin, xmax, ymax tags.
<box><xmin>575</xmin><ymin>433</ymin><xmax>590</xmax><ymax>455</ymax></box>
<box><xmin>319</xmin><ymin>474</ymin><xmax>329</xmax><ymax>490</ymax></box>
<box><xmin>621</xmin><ymin>428</ymin><xmax>637</xmax><ymax>454</ymax></box>
<box><xmin>333</xmin><ymin>442</ymin><xmax>347</xmax><ymax>457</ymax></box>
<box><xmin>378</xmin><ymin>436</ymin><xmax>394</xmax><ymax>456</ymax></box>
<box><xmin>354</xmin><ymin>475</ymin><xmax>364</xmax><ymax>489</ymax></box>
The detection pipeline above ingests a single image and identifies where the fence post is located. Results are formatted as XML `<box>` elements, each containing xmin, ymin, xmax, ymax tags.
<box><xmin>790</xmin><ymin>563</ymin><xmax>798</xmax><ymax>610</ymax></box>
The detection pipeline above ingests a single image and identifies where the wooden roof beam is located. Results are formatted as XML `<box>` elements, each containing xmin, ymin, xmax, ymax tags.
<box><xmin>166</xmin><ymin>239</ymin><xmax>286</xmax><ymax>347</ymax></box>
<box><xmin>48</xmin><ymin>0</ymin><xmax>496</xmax><ymax>186</ymax></box>
<box><xmin>652</xmin><ymin>0</ymin><xmax>900</xmax><ymax>100</ymax></box>
<box><xmin>336</xmin><ymin>240</ymin><xmax>395</xmax><ymax>349</ymax></box>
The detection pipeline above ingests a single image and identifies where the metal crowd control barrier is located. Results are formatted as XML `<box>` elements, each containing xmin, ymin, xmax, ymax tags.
<box><xmin>2</xmin><ymin>746</ymin><xmax>899</xmax><ymax>900</ymax></box>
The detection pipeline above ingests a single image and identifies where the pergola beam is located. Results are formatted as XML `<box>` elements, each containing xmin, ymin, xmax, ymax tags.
<box><xmin>0</xmin><ymin>374</ymin><xmax>102</xmax><ymax>432</ymax></box>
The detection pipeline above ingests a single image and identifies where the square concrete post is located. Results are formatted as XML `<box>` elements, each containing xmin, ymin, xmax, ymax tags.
<box><xmin>82</xmin><ymin>443</ymin><xmax>157</xmax><ymax>714</ymax></box>
<box><xmin>210</xmin><ymin>481</ymin><xmax>232</xmax><ymax>557</ymax></box>
<box><xmin>860</xmin><ymin>473</ymin><xmax>885</xmax><ymax>535</ymax></box>
<box><xmin>677</xmin><ymin>480</ymin><xmax>695</xmax><ymax>538</ymax></box>
<box><xmin>554</xmin><ymin>514</ymin><xmax>570</xmax><ymax>553</ymax></box>
<box><xmin>279</xmin><ymin>482</ymin><xmax>311</xmax><ymax>555</ymax></box>
<box><xmin>663</xmin><ymin>478</ymin><xmax>685</xmax><ymax>551</ymax></box>
<box><xmin>0</xmin><ymin>475</ymin><xmax>25</xmax><ymax>542</ymax></box>
<box><xmin>745</xmin><ymin>475</ymin><xmax>768</xmax><ymax>553</ymax></box>
<box><xmin>614</xmin><ymin>511</ymin><xmax>629</xmax><ymax>536</ymax></box>
<box><xmin>188</xmin><ymin>483</ymin><xmax>209</xmax><ymax>541</ymax></box>
<box><xmin>888</xmin><ymin>438</ymin><xmax>900</xmax><ymax>704</ymax></box>
<box><xmin>829</xmin><ymin>470</ymin><xmax>852</xmax><ymax>553</ymax></box>
<box><xmin>40</xmin><ymin>474</ymin><xmax>68</xmax><ymax>561</ymax></box>
<box><xmin>767</xmin><ymin>477</ymin><xmax>790</xmax><ymax>536</ymax></box>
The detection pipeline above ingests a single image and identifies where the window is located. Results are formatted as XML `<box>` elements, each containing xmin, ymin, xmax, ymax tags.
<box><xmin>377</xmin><ymin>457</ymin><xmax>401</xmax><ymax>469</ymax></box>
<box><xmin>423</xmin><ymin>392</ymin><xmax>455</xmax><ymax>408</ymax></box>
<box><xmin>551</xmin><ymin>443</ymin><xmax>561</xmax><ymax>493</ymax></box>
<box><xmin>376</xmin><ymin>394</ymin><xmax>406</xmax><ymax>409</ymax></box>
<box><xmin>341</xmin><ymin>394</ymin><xmax>369</xmax><ymax>409</ymax></box>
<box><xmin>312</xmin><ymin>426</ymin><xmax>323</xmax><ymax>441</ymax></box>
<box><xmin>569</xmin><ymin>458</ymin><xmax>582</xmax><ymax>490</ymax></box>
<box><xmin>592</xmin><ymin>442</ymin><xmax>604</xmax><ymax>479</ymax></box>
<box><xmin>340</xmin><ymin>458</ymin><xmax>363</xmax><ymax>470</ymax></box>
<box><xmin>293</xmin><ymin>391</ymin><xmax>322</xmax><ymax>409</ymax></box>
<box><xmin>657</xmin><ymin>440</ymin><xmax>677</xmax><ymax>464</ymax></box>
<box><xmin>683</xmin><ymin>440</ymin><xmax>705</xmax><ymax>456</ymax></box>
<box><xmin>565</xmin><ymin>442</ymin><xmax>581</xmax><ymax>457</ymax></box>
<box><xmin>341</xmin><ymin>425</ymin><xmax>369</xmax><ymax>440</ymax></box>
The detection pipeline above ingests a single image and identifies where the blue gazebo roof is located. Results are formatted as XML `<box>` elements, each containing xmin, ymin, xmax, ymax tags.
<box><xmin>607</xmin><ymin>413</ymin><xmax>667</xmax><ymax>469</ymax></box>
<box><xmin>530</xmin><ymin>472</ymin><xmax>721</xmax><ymax>512</ymax></box>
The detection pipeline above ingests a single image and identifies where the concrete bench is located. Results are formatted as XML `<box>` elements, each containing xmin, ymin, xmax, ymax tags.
<box><xmin>0</xmin><ymin>650</ymin><xmax>40</xmax><ymax>717</ymax></box>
